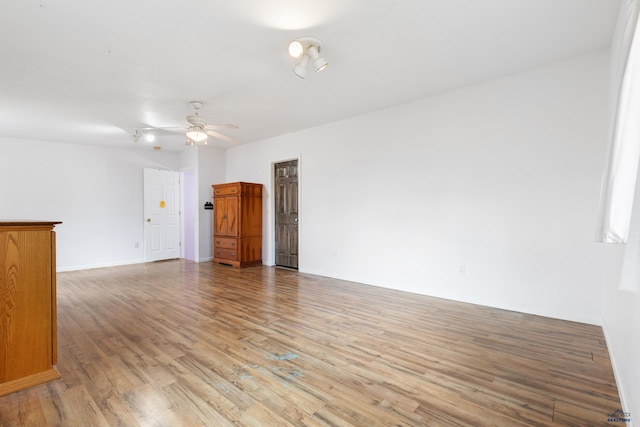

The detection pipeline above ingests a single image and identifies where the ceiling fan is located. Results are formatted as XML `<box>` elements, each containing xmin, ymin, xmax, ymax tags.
<box><xmin>132</xmin><ymin>101</ymin><xmax>239</xmax><ymax>146</ymax></box>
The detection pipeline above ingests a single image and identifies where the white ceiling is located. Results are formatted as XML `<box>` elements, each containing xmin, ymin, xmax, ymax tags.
<box><xmin>0</xmin><ymin>0</ymin><xmax>621</xmax><ymax>152</ymax></box>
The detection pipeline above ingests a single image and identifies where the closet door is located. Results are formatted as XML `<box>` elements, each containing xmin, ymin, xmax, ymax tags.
<box><xmin>274</xmin><ymin>160</ymin><xmax>299</xmax><ymax>269</ymax></box>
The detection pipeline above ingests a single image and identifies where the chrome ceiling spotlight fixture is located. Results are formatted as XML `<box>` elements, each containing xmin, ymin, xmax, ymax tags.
<box><xmin>288</xmin><ymin>37</ymin><xmax>328</xmax><ymax>78</ymax></box>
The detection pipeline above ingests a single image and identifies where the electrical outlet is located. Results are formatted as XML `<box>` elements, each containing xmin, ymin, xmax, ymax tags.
<box><xmin>134</xmin><ymin>242</ymin><xmax>139</xmax><ymax>248</ymax></box>
<box><xmin>459</xmin><ymin>265</ymin><xmax>466</xmax><ymax>275</ymax></box>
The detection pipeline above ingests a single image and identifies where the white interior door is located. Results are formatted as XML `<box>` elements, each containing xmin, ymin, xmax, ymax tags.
<box><xmin>144</xmin><ymin>168</ymin><xmax>181</xmax><ymax>262</ymax></box>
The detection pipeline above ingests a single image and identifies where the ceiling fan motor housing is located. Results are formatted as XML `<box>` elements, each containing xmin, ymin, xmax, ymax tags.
<box><xmin>186</xmin><ymin>115</ymin><xmax>207</xmax><ymax>127</ymax></box>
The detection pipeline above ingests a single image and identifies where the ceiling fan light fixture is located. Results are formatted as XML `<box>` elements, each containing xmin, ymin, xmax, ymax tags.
<box><xmin>133</xmin><ymin>101</ymin><xmax>239</xmax><ymax>148</ymax></box>
<box><xmin>185</xmin><ymin>127</ymin><xmax>208</xmax><ymax>143</ymax></box>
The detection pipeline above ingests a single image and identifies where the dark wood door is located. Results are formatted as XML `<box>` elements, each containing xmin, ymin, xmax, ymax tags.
<box><xmin>274</xmin><ymin>160</ymin><xmax>298</xmax><ymax>269</ymax></box>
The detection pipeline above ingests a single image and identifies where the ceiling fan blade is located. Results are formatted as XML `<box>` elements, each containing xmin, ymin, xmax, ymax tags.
<box><xmin>206</xmin><ymin>130</ymin><xmax>240</xmax><ymax>144</ymax></box>
<box><xmin>204</xmin><ymin>124</ymin><xmax>239</xmax><ymax>130</ymax></box>
<box><xmin>154</xmin><ymin>126</ymin><xmax>189</xmax><ymax>131</ymax></box>
<box><xmin>138</xmin><ymin>126</ymin><xmax>188</xmax><ymax>135</ymax></box>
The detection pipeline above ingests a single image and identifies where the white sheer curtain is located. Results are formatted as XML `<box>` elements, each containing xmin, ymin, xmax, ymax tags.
<box><xmin>597</xmin><ymin>0</ymin><xmax>640</xmax><ymax>290</ymax></box>
<box><xmin>598</xmin><ymin>0</ymin><xmax>640</xmax><ymax>243</ymax></box>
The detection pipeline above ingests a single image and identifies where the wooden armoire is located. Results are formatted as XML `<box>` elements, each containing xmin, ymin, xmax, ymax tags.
<box><xmin>0</xmin><ymin>220</ymin><xmax>61</xmax><ymax>396</ymax></box>
<box><xmin>212</xmin><ymin>182</ymin><xmax>262</xmax><ymax>267</ymax></box>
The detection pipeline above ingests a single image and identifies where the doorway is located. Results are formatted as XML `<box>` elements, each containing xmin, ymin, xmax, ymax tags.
<box><xmin>143</xmin><ymin>168</ymin><xmax>181</xmax><ymax>262</ymax></box>
<box><xmin>274</xmin><ymin>160</ymin><xmax>299</xmax><ymax>269</ymax></box>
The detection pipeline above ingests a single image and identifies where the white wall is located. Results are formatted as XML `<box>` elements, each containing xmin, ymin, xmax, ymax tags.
<box><xmin>179</xmin><ymin>148</ymin><xmax>198</xmax><ymax>261</ymax></box>
<box><xmin>601</xmin><ymin>246</ymin><xmax>638</xmax><ymax>423</ymax></box>
<box><xmin>196</xmin><ymin>146</ymin><xmax>226</xmax><ymax>261</ymax></box>
<box><xmin>177</xmin><ymin>146</ymin><xmax>226</xmax><ymax>262</ymax></box>
<box><xmin>226</xmin><ymin>50</ymin><xmax>611</xmax><ymax>325</ymax></box>
<box><xmin>0</xmin><ymin>137</ymin><xmax>179</xmax><ymax>270</ymax></box>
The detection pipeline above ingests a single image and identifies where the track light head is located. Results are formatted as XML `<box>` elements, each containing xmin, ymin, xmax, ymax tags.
<box><xmin>288</xmin><ymin>40</ymin><xmax>304</xmax><ymax>58</ymax></box>
<box><xmin>288</xmin><ymin>36</ymin><xmax>328</xmax><ymax>77</ymax></box>
<box><xmin>293</xmin><ymin>55</ymin><xmax>309</xmax><ymax>78</ymax></box>
<box><xmin>307</xmin><ymin>45</ymin><xmax>328</xmax><ymax>72</ymax></box>
<box><xmin>132</xmin><ymin>129</ymin><xmax>156</xmax><ymax>143</ymax></box>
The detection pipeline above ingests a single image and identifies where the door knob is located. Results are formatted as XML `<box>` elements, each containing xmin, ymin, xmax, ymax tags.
<box><xmin>146</xmin><ymin>218</ymin><xmax>151</xmax><ymax>222</ymax></box>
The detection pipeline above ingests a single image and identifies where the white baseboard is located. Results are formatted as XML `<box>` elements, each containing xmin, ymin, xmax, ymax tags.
<box><xmin>57</xmin><ymin>259</ymin><xmax>145</xmax><ymax>272</ymax></box>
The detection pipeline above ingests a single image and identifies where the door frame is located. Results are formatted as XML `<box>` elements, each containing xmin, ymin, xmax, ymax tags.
<box><xmin>143</xmin><ymin>168</ymin><xmax>182</xmax><ymax>262</ymax></box>
<box><xmin>271</xmin><ymin>156</ymin><xmax>301</xmax><ymax>268</ymax></box>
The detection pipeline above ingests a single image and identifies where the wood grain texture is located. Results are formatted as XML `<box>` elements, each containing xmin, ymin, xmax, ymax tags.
<box><xmin>0</xmin><ymin>260</ymin><xmax>622</xmax><ymax>426</ymax></box>
<box><xmin>0</xmin><ymin>222</ymin><xmax>59</xmax><ymax>396</ymax></box>
<box><xmin>274</xmin><ymin>160</ymin><xmax>299</xmax><ymax>269</ymax></box>
<box><xmin>213</xmin><ymin>182</ymin><xmax>262</xmax><ymax>268</ymax></box>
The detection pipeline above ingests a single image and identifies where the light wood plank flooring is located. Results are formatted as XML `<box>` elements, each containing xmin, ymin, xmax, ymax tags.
<box><xmin>0</xmin><ymin>260</ymin><xmax>622</xmax><ymax>426</ymax></box>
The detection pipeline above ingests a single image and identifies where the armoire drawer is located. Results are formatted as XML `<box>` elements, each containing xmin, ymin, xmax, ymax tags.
<box><xmin>214</xmin><ymin>237</ymin><xmax>238</xmax><ymax>249</ymax></box>
<box><xmin>213</xmin><ymin>184</ymin><xmax>240</xmax><ymax>196</ymax></box>
<box><xmin>214</xmin><ymin>248</ymin><xmax>238</xmax><ymax>261</ymax></box>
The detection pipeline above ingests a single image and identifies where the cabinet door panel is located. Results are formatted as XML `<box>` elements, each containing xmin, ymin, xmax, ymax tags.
<box><xmin>214</xmin><ymin>198</ymin><xmax>227</xmax><ymax>235</ymax></box>
<box><xmin>214</xmin><ymin>197</ymin><xmax>239</xmax><ymax>237</ymax></box>
<box><xmin>0</xmin><ymin>229</ymin><xmax>51</xmax><ymax>381</ymax></box>
<box><xmin>226</xmin><ymin>197</ymin><xmax>238</xmax><ymax>237</ymax></box>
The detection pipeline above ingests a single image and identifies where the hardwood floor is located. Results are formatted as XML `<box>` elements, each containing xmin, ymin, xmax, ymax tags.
<box><xmin>0</xmin><ymin>260</ymin><xmax>622</xmax><ymax>426</ymax></box>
